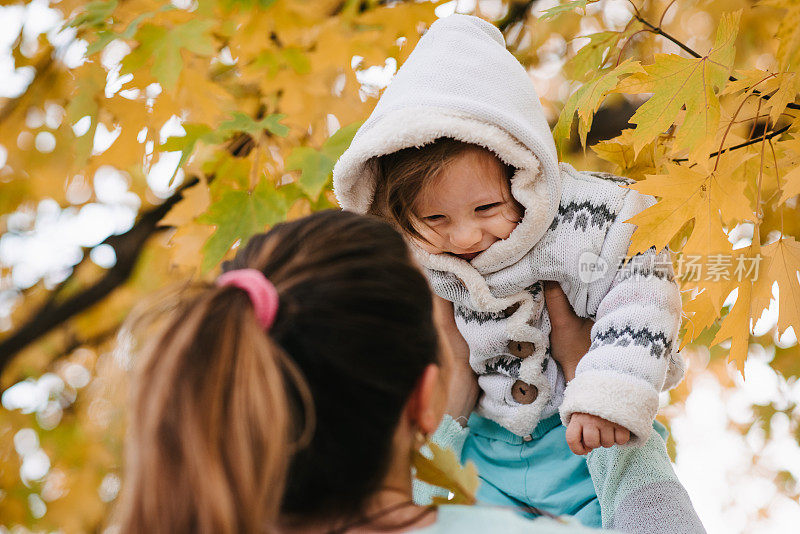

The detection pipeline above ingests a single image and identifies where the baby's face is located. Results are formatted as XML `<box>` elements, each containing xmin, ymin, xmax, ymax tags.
<box><xmin>413</xmin><ymin>147</ymin><xmax>522</xmax><ymax>261</ymax></box>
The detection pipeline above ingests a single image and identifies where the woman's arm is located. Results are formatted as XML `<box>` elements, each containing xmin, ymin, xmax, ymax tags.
<box><xmin>432</xmin><ymin>295</ymin><xmax>479</xmax><ymax>425</ymax></box>
<box><xmin>544</xmin><ymin>281</ymin><xmax>593</xmax><ymax>382</ymax></box>
<box><xmin>586</xmin><ymin>423</ymin><xmax>706</xmax><ymax>533</ymax></box>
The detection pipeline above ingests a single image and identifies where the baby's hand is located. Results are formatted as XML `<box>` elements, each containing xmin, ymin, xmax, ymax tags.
<box><xmin>565</xmin><ymin>413</ymin><xmax>630</xmax><ymax>455</ymax></box>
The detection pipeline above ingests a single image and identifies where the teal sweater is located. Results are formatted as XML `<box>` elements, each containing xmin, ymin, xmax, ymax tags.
<box><xmin>413</xmin><ymin>415</ymin><xmax>705</xmax><ymax>533</ymax></box>
<box><xmin>411</xmin><ymin>504</ymin><xmax>607</xmax><ymax>533</ymax></box>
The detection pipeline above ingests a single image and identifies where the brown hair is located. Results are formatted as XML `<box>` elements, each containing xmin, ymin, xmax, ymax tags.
<box><xmin>367</xmin><ymin>137</ymin><xmax>518</xmax><ymax>242</ymax></box>
<box><xmin>115</xmin><ymin>210</ymin><xmax>439</xmax><ymax>534</ymax></box>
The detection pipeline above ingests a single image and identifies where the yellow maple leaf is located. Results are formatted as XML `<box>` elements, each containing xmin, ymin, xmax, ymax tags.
<box><xmin>710</xmin><ymin>242</ymin><xmax>761</xmax><ymax>372</ymax></box>
<box><xmin>412</xmin><ymin>441</ymin><xmax>479</xmax><ymax>505</ymax></box>
<box><xmin>161</xmin><ymin>181</ymin><xmax>211</xmax><ymax>228</ymax></box>
<box><xmin>615</xmin><ymin>11</ymin><xmax>741</xmax><ymax>157</ymax></box>
<box><xmin>776</xmin><ymin>136</ymin><xmax>800</xmax><ymax>203</ymax></box>
<box><xmin>767</xmin><ymin>71</ymin><xmax>798</xmax><ymax>125</ymax></box>
<box><xmin>626</xmin><ymin>157</ymin><xmax>754</xmax><ymax>257</ymax></box>
<box><xmin>591</xmin><ymin>129</ymin><xmax>667</xmax><ymax>179</ymax></box>
<box><xmin>752</xmin><ymin>237</ymin><xmax>800</xmax><ymax>335</ymax></box>
<box><xmin>681</xmin><ymin>288</ymin><xmax>721</xmax><ymax>347</ymax></box>
<box><xmin>720</xmin><ymin>68</ymin><xmax>778</xmax><ymax>96</ymax></box>
<box><xmin>762</xmin><ymin>0</ymin><xmax>800</xmax><ymax>71</ymax></box>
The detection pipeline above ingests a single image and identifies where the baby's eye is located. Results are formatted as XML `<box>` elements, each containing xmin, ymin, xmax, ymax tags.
<box><xmin>423</xmin><ymin>214</ymin><xmax>444</xmax><ymax>221</ymax></box>
<box><xmin>476</xmin><ymin>202</ymin><xmax>502</xmax><ymax>212</ymax></box>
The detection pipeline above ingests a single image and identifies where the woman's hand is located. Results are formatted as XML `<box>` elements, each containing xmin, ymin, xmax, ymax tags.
<box><xmin>433</xmin><ymin>295</ymin><xmax>478</xmax><ymax>426</ymax></box>
<box><xmin>543</xmin><ymin>281</ymin><xmax>593</xmax><ymax>382</ymax></box>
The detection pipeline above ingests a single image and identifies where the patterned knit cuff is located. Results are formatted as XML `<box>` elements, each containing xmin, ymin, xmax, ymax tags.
<box><xmin>430</xmin><ymin>413</ymin><xmax>471</xmax><ymax>454</ymax></box>
<box><xmin>559</xmin><ymin>370</ymin><xmax>658</xmax><ymax>446</ymax></box>
<box><xmin>412</xmin><ymin>414</ymin><xmax>471</xmax><ymax>505</ymax></box>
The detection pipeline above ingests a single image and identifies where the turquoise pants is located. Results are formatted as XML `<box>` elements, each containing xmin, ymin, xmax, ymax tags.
<box><xmin>461</xmin><ymin>412</ymin><xmax>600</xmax><ymax>527</ymax></box>
<box><xmin>461</xmin><ymin>412</ymin><xmax>668</xmax><ymax>528</ymax></box>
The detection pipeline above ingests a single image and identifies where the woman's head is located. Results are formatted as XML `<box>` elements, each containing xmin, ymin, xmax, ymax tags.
<box><xmin>368</xmin><ymin>138</ymin><xmax>523</xmax><ymax>260</ymax></box>
<box><xmin>116</xmin><ymin>210</ymin><xmax>442</xmax><ymax>534</ymax></box>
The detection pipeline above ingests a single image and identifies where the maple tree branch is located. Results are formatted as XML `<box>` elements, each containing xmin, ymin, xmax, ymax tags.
<box><xmin>755</xmin><ymin>108</ymin><xmax>770</xmax><ymax>234</ymax></box>
<box><xmin>634</xmin><ymin>13</ymin><xmax>800</xmax><ymax>111</ymax></box>
<box><xmin>673</xmin><ymin>123</ymin><xmax>791</xmax><ymax>163</ymax></box>
<box><xmin>625</xmin><ymin>0</ymin><xmax>641</xmax><ymax>18</ymax></box>
<box><xmin>58</xmin><ymin>324</ymin><xmax>122</xmax><ymax>363</ymax></box>
<box><xmin>634</xmin><ymin>14</ymin><xmax>702</xmax><ymax>58</ymax></box>
<box><xmin>0</xmin><ymin>177</ymin><xmax>199</xmax><ymax>379</ymax></box>
<box><xmin>658</xmin><ymin>0</ymin><xmax>678</xmax><ymax>29</ymax></box>
<box><xmin>768</xmin><ymin>138</ymin><xmax>785</xmax><ymax>233</ymax></box>
<box><xmin>615</xmin><ymin>28</ymin><xmax>648</xmax><ymax>67</ymax></box>
<box><xmin>497</xmin><ymin>0</ymin><xmax>539</xmax><ymax>32</ymax></box>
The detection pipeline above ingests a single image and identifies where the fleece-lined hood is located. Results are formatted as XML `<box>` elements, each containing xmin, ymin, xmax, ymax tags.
<box><xmin>333</xmin><ymin>14</ymin><xmax>561</xmax><ymax>275</ymax></box>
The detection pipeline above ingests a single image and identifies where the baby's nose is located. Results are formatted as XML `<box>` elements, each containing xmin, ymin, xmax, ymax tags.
<box><xmin>450</xmin><ymin>224</ymin><xmax>482</xmax><ymax>249</ymax></box>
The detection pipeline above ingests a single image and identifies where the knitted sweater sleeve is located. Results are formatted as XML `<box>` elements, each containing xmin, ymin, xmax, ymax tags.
<box><xmin>559</xmin><ymin>189</ymin><xmax>682</xmax><ymax>445</ymax></box>
<box><xmin>586</xmin><ymin>423</ymin><xmax>706</xmax><ymax>533</ymax></box>
<box><xmin>412</xmin><ymin>414</ymin><xmax>471</xmax><ymax>505</ymax></box>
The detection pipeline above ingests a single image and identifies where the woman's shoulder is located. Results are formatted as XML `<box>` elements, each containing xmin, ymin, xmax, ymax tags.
<box><xmin>412</xmin><ymin>504</ymin><xmax>602</xmax><ymax>533</ymax></box>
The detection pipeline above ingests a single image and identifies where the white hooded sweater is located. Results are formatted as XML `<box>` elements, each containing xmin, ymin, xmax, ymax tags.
<box><xmin>333</xmin><ymin>14</ymin><xmax>683</xmax><ymax>444</ymax></box>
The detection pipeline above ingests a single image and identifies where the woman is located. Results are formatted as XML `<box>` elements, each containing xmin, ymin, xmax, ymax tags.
<box><xmin>114</xmin><ymin>210</ymin><xmax>603</xmax><ymax>533</ymax></box>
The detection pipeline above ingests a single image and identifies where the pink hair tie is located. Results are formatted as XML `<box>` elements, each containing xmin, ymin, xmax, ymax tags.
<box><xmin>216</xmin><ymin>268</ymin><xmax>279</xmax><ymax>330</ymax></box>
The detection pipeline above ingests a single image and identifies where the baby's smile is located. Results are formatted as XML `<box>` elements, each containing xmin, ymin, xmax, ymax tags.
<box><xmin>454</xmin><ymin>250</ymin><xmax>483</xmax><ymax>261</ymax></box>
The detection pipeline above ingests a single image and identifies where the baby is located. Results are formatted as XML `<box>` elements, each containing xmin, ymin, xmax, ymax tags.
<box><xmin>333</xmin><ymin>14</ymin><xmax>703</xmax><ymax>533</ymax></box>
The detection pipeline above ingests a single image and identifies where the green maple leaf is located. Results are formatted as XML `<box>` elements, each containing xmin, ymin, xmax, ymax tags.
<box><xmin>553</xmin><ymin>60</ymin><xmax>642</xmax><ymax>153</ymax></box>
<box><xmin>122</xmin><ymin>19</ymin><xmax>216</xmax><ymax>91</ymax></box>
<box><xmin>68</xmin><ymin>0</ymin><xmax>118</xmax><ymax>28</ymax></box>
<box><xmin>539</xmin><ymin>0</ymin><xmax>599</xmax><ymax>21</ymax></box>
<box><xmin>160</xmin><ymin>124</ymin><xmax>219</xmax><ymax>186</ymax></box>
<box><xmin>217</xmin><ymin>0</ymin><xmax>278</xmax><ymax>11</ymax></box>
<box><xmin>565</xmin><ymin>31</ymin><xmax>622</xmax><ymax>82</ymax></box>
<box><xmin>286</xmin><ymin>148</ymin><xmax>335</xmax><ymax>201</ymax></box>
<box><xmin>161</xmin><ymin>113</ymin><xmax>289</xmax><ymax>183</ymax></box>
<box><xmin>321</xmin><ymin>121</ymin><xmax>362</xmax><ymax>158</ymax></box>
<box><xmin>198</xmin><ymin>180</ymin><xmax>288</xmax><ymax>272</ymax></box>
<box><xmin>285</xmin><ymin>122</ymin><xmax>362</xmax><ymax>201</ymax></box>
<box><xmin>218</xmin><ymin>112</ymin><xmax>290</xmax><ymax>138</ymax></box>
<box><xmin>565</xmin><ymin>24</ymin><xmax>642</xmax><ymax>82</ymax></box>
<box><xmin>282</xmin><ymin>48</ymin><xmax>311</xmax><ymax>74</ymax></box>
<box><xmin>616</xmin><ymin>10</ymin><xmax>741</xmax><ymax>156</ymax></box>
<box><xmin>86</xmin><ymin>6</ymin><xmax>174</xmax><ymax>56</ymax></box>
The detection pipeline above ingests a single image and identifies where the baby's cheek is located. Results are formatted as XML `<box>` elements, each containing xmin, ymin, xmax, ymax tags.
<box><xmin>412</xmin><ymin>232</ymin><xmax>447</xmax><ymax>254</ymax></box>
<box><xmin>494</xmin><ymin>213</ymin><xmax>520</xmax><ymax>239</ymax></box>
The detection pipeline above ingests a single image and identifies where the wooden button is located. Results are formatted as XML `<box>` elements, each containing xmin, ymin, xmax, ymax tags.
<box><xmin>511</xmin><ymin>380</ymin><xmax>538</xmax><ymax>404</ymax></box>
<box><xmin>507</xmin><ymin>340</ymin><xmax>535</xmax><ymax>359</ymax></box>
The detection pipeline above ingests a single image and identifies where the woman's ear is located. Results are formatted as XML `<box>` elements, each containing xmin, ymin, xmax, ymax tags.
<box><xmin>406</xmin><ymin>363</ymin><xmax>444</xmax><ymax>435</ymax></box>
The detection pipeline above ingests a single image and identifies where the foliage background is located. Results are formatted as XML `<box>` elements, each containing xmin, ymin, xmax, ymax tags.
<box><xmin>1</xmin><ymin>0</ymin><xmax>799</xmax><ymax>532</ymax></box>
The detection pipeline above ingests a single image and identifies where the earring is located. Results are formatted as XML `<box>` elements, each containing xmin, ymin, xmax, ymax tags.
<box><xmin>414</xmin><ymin>429</ymin><xmax>429</xmax><ymax>450</ymax></box>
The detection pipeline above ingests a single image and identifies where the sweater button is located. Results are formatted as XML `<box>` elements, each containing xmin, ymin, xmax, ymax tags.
<box><xmin>511</xmin><ymin>380</ymin><xmax>538</xmax><ymax>404</ymax></box>
<box><xmin>507</xmin><ymin>340</ymin><xmax>535</xmax><ymax>359</ymax></box>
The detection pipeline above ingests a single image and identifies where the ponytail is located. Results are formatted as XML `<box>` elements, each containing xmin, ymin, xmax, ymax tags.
<box><xmin>116</xmin><ymin>210</ymin><xmax>438</xmax><ymax>530</ymax></box>
<box><xmin>115</xmin><ymin>285</ymin><xmax>311</xmax><ymax>534</ymax></box>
